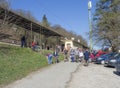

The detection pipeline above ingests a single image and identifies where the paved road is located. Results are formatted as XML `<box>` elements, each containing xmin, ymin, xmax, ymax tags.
<box><xmin>67</xmin><ymin>63</ymin><xmax>120</xmax><ymax>88</ymax></box>
<box><xmin>3</xmin><ymin>61</ymin><xmax>80</xmax><ymax>88</ymax></box>
<box><xmin>3</xmin><ymin>62</ymin><xmax>120</xmax><ymax>88</ymax></box>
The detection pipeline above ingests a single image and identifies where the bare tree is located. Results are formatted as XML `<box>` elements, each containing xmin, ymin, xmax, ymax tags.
<box><xmin>52</xmin><ymin>25</ymin><xmax>87</xmax><ymax>47</ymax></box>
<box><xmin>93</xmin><ymin>0</ymin><xmax>120</xmax><ymax>51</ymax></box>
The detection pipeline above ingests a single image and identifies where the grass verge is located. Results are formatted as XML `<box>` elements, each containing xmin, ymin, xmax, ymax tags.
<box><xmin>0</xmin><ymin>44</ymin><xmax>64</xmax><ymax>87</ymax></box>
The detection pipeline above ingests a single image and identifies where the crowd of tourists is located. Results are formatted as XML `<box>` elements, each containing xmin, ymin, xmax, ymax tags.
<box><xmin>63</xmin><ymin>47</ymin><xmax>91</xmax><ymax>66</ymax></box>
<box><xmin>20</xmin><ymin>37</ymin><xmax>103</xmax><ymax>66</ymax></box>
<box><xmin>46</xmin><ymin>45</ymin><xmax>98</xmax><ymax>66</ymax></box>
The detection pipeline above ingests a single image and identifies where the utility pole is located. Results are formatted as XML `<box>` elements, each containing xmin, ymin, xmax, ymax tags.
<box><xmin>88</xmin><ymin>0</ymin><xmax>92</xmax><ymax>51</ymax></box>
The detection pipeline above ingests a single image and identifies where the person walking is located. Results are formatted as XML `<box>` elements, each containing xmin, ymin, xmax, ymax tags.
<box><xmin>53</xmin><ymin>49</ymin><xmax>59</xmax><ymax>63</ymax></box>
<box><xmin>74</xmin><ymin>48</ymin><xmax>79</xmax><ymax>62</ymax></box>
<box><xmin>89</xmin><ymin>52</ymin><xmax>95</xmax><ymax>62</ymax></box>
<box><xmin>79</xmin><ymin>48</ymin><xmax>84</xmax><ymax>62</ymax></box>
<box><xmin>46</xmin><ymin>53</ymin><xmax>53</xmax><ymax>64</ymax></box>
<box><xmin>70</xmin><ymin>48</ymin><xmax>75</xmax><ymax>62</ymax></box>
<box><xmin>21</xmin><ymin>36</ymin><xmax>26</xmax><ymax>47</ymax></box>
<box><xmin>63</xmin><ymin>48</ymin><xmax>68</xmax><ymax>62</ymax></box>
<box><xmin>84</xmin><ymin>49</ymin><xmax>90</xmax><ymax>66</ymax></box>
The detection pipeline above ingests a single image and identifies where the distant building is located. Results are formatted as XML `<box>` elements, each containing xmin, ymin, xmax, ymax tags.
<box><xmin>65</xmin><ymin>40</ymin><xmax>74</xmax><ymax>49</ymax></box>
<box><xmin>61</xmin><ymin>39</ymin><xmax>87</xmax><ymax>50</ymax></box>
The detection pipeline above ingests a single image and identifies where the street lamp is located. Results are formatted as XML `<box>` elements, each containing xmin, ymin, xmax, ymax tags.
<box><xmin>88</xmin><ymin>0</ymin><xmax>92</xmax><ymax>51</ymax></box>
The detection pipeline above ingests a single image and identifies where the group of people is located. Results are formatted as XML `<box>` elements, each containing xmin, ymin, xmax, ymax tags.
<box><xmin>46</xmin><ymin>46</ymin><xmax>92</xmax><ymax>66</ymax></box>
<box><xmin>63</xmin><ymin>47</ymin><xmax>91</xmax><ymax>66</ymax></box>
<box><xmin>46</xmin><ymin>46</ymin><xmax>60</xmax><ymax>64</ymax></box>
<box><xmin>20</xmin><ymin>36</ymin><xmax>96</xmax><ymax>66</ymax></box>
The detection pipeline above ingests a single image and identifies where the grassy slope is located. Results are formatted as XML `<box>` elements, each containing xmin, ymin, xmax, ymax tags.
<box><xmin>0</xmin><ymin>44</ymin><xmax>63</xmax><ymax>86</ymax></box>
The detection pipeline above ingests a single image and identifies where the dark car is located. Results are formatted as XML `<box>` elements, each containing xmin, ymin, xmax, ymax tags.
<box><xmin>104</xmin><ymin>53</ymin><xmax>120</xmax><ymax>67</ymax></box>
<box><xmin>95</xmin><ymin>53</ymin><xmax>109</xmax><ymax>64</ymax></box>
<box><xmin>95</xmin><ymin>52</ymin><xmax>117</xmax><ymax>64</ymax></box>
<box><xmin>115</xmin><ymin>57</ymin><xmax>120</xmax><ymax>73</ymax></box>
<box><xmin>94</xmin><ymin>51</ymin><xmax>107</xmax><ymax>62</ymax></box>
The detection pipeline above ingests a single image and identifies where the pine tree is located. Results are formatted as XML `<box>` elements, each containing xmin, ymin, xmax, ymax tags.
<box><xmin>42</xmin><ymin>14</ymin><xmax>50</xmax><ymax>27</ymax></box>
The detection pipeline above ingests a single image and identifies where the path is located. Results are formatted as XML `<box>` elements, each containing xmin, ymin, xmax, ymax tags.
<box><xmin>3</xmin><ymin>62</ymin><xmax>120</xmax><ymax>88</ymax></box>
<box><xmin>66</xmin><ymin>63</ymin><xmax>120</xmax><ymax>88</ymax></box>
<box><xmin>3</xmin><ymin>61</ymin><xmax>80</xmax><ymax>88</ymax></box>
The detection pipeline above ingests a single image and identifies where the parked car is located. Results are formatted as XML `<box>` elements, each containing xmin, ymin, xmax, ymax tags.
<box><xmin>115</xmin><ymin>57</ymin><xmax>120</xmax><ymax>73</ymax></box>
<box><xmin>94</xmin><ymin>50</ymin><xmax>108</xmax><ymax>62</ymax></box>
<box><xmin>95</xmin><ymin>53</ymin><xmax>109</xmax><ymax>64</ymax></box>
<box><xmin>104</xmin><ymin>53</ymin><xmax>120</xmax><ymax>67</ymax></box>
<box><xmin>95</xmin><ymin>52</ymin><xmax>117</xmax><ymax>64</ymax></box>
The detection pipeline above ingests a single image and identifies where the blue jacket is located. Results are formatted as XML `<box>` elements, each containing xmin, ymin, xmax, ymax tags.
<box><xmin>84</xmin><ymin>51</ymin><xmax>90</xmax><ymax>60</ymax></box>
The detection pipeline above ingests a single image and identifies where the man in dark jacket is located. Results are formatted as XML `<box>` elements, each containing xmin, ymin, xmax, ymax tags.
<box><xmin>84</xmin><ymin>49</ymin><xmax>90</xmax><ymax>66</ymax></box>
<box><xmin>21</xmin><ymin>36</ymin><xmax>26</xmax><ymax>47</ymax></box>
<box><xmin>53</xmin><ymin>49</ymin><xmax>59</xmax><ymax>63</ymax></box>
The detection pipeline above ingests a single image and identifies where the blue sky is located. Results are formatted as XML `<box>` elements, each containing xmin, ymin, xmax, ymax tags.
<box><xmin>10</xmin><ymin>0</ymin><xmax>99</xmax><ymax>49</ymax></box>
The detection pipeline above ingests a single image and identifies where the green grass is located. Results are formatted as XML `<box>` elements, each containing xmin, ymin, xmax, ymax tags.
<box><xmin>0</xmin><ymin>44</ymin><xmax>64</xmax><ymax>87</ymax></box>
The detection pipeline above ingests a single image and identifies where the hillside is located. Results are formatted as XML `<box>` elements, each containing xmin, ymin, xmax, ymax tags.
<box><xmin>0</xmin><ymin>44</ymin><xmax>49</xmax><ymax>86</ymax></box>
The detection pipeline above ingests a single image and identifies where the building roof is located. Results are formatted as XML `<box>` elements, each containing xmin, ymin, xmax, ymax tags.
<box><xmin>0</xmin><ymin>6</ymin><xmax>63</xmax><ymax>37</ymax></box>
